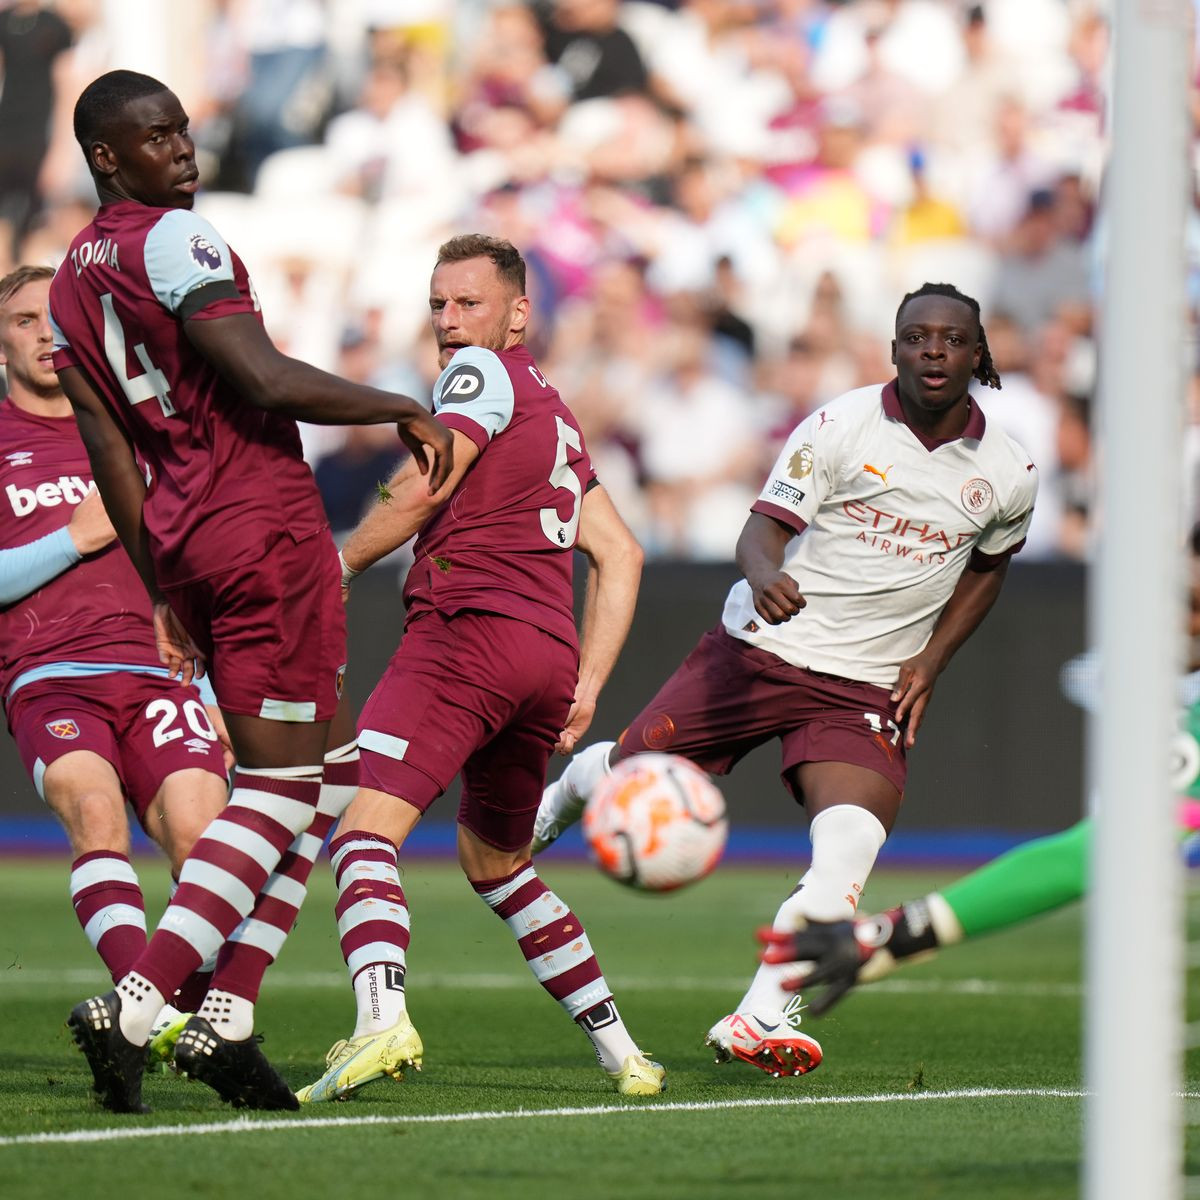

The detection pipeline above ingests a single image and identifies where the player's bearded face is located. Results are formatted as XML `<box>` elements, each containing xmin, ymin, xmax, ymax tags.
<box><xmin>430</xmin><ymin>258</ymin><xmax>524</xmax><ymax>367</ymax></box>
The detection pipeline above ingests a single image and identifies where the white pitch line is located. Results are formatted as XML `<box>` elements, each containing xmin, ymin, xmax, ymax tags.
<box><xmin>0</xmin><ymin>968</ymin><xmax>1084</xmax><ymax>999</ymax></box>
<box><xmin>0</xmin><ymin>1087</ymin><xmax>1108</xmax><ymax>1149</ymax></box>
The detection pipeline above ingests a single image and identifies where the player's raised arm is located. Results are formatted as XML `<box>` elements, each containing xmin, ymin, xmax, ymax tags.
<box><xmin>339</xmin><ymin>429</ymin><xmax>481</xmax><ymax>581</ymax></box>
<box><xmin>891</xmin><ymin>556</ymin><xmax>1012</xmax><ymax>746</ymax></box>
<box><xmin>557</xmin><ymin>485</ymin><xmax>644</xmax><ymax>754</ymax></box>
<box><xmin>735</xmin><ymin>511</ymin><xmax>806</xmax><ymax>625</ymax></box>
<box><xmin>182</xmin><ymin>315</ymin><xmax>454</xmax><ymax>493</ymax></box>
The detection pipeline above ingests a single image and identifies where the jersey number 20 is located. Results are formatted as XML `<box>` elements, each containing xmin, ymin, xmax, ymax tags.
<box><xmin>145</xmin><ymin>697</ymin><xmax>218</xmax><ymax>748</ymax></box>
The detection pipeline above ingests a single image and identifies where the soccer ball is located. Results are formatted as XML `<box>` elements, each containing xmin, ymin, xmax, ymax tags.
<box><xmin>583</xmin><ymin>753</ymin><xmax>728</xmax><ymax>892</ymax></box>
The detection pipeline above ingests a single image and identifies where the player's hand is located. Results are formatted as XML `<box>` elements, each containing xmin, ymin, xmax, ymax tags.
<box><xmin>205</xmin><ymin>704</ymin><xmax>236</xmax><ymax>772</ymax></box>
<box><xmin>397</xmin><ymin>408</ymin><xmax>454</xmax><ymax>494</ymax></box>
<box><xmin>66</xmin><ymin>488</ymin><xmax>118</xmax><ymax>555</ymax></box>
<box><xmin>153</xmin><ymin>602</ymin><xmax>205</xmax><ymax>687</ymax></box>
<box><xmin>758</xmin><ymin>921</ymin><xmax>872</xmax><ymax>1016</ymax></box>
<box><xmin>555</xmin><ymin>692</ymin><xmax>598</xmax><ymax>755</ymax></box>
<box><xmin>749</xmin><ymin>571</ymin><xmax>806</xmax><ymax>625</ymax></box>
<box><xmin>891</xmin><ymin>648</ymin><xmax>944</xmax><ymax>747</ymax></box>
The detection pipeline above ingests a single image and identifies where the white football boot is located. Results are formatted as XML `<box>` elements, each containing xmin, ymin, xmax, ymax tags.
<box><xmin>704</xmin><ymin>996</ymin><xmax>823</xmax><ymax>1078</ymax></box>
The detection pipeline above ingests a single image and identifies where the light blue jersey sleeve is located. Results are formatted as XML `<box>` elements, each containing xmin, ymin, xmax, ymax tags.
<box><xmin>48</xmin><ymin>302</ymin><xmax>70</xmax><ymax>353</ymax></box>
<box><xmin>143</xmin><ymin>210</ymin><xmax>238</xmax><ymax>316</ymax></box>
<box><xmin>431</xmin><ymin>345</ymin><xmax>516</xmax><ymax>440</ymax></box>
<box><xmin>194</xmin><ymin>673</ymin><xmax>219</xmax><ymax>707</ymax></box>
<box><xmin>0</xmin><ymin>527</ymin><xmax>80</xmax><ymax>605</ymax></box>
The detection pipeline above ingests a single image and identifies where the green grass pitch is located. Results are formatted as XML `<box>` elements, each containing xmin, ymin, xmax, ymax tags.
<box><xmin>2</xmin><ymin>856</ymin><xmax>1198</xmax><ymax>1199</ymax></box>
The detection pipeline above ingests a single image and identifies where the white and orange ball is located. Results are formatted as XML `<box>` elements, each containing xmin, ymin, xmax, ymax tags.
<box><xmin>583</xmin><ymin>753</ymin><xmax>728</xmax><ymax>892</ymax></box>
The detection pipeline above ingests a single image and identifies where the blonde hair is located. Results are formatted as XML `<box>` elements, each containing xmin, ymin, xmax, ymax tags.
<box><xmin>0</xmin><ymin>265</ymin><xmax>54</xmax><ymax>309</ymax></box>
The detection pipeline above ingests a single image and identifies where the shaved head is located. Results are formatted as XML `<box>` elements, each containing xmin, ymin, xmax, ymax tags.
<box><xmin>74</xmin><ymin>69</ymin><xmax>171</xmax><ymax>158</ymax></box>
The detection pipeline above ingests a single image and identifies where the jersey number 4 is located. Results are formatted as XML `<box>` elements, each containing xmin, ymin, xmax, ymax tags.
<box><xmin>101</xmin><ymin>293</ymin><xmax>176</xmax><ymax>417</ymax></box>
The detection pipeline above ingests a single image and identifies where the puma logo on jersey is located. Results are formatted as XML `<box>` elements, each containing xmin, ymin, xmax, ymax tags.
<box><xmin>863</xmin><ymin>463</ymin><xmax>892</xmax><ymax>486</ymax></box>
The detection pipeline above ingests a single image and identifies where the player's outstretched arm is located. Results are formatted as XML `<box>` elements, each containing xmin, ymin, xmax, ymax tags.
<box><xmin>893</xmin><ymin>558</ymin><xmax>1010</xmax><ymax>747</ymax></box>
<box><xmin>57</xmin><ymin>365</ymin><xmax>158</xmax><ymax>601</ymax></box>
<box><xmin>735</xmin><ymin>512</ymin><xmax>805</xmax><ymax>625</ymax></box>
<box><xmin>759</xmin><ymin>821</ymin><xmax>1093</xmax><ymax>1014</ymax></box>
<box><xmin>340</xmin><ymin>430</ymin><xmax>481</xmax><ymax>579</ymax></box>
<box><xmin>559</xmin><ymin>485</ymin><xmax>644</xmax><ymax>754</ymax></box>
<box><xmin>182</xmin><ymin>313</ymin><xmax>454</xmax><ymax>492</ymax></box>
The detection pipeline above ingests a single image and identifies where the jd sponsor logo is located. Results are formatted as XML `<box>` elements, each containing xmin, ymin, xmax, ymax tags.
<box><xmin>439</xmin><ymin>365</ymin><xmax>484</xmax><ymax>404</ymax></box>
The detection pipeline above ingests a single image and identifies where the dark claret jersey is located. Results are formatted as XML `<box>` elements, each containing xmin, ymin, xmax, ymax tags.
<box><xmin>404</xmin><ymin>344</ymin><xmax>596</xmax><ymax>651</ymax></box>
<box><xmin>0</xmin><ymin>399</ymin><xmax>160</xmax><ymax>704</ymax></box>
<box><xmin>48</xmin><ymin>202</ymin><xmax>329</xmax><ymax>587</ymax></box>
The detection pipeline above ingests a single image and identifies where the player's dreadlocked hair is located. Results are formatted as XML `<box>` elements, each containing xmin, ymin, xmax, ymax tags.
<box><xmin>896</xmin><ymin>282</ymin><xmax>1001</xmax><ymax>391</ymax></box>
<box><xmin>73</xmin><ymin>70</ymin><xmax>171</xmax><ymax>159</ymax></box>
<box><xmin>436</xmin><ymin>234</ymin><xmax>527</xmax><ymax>296</ymax></box>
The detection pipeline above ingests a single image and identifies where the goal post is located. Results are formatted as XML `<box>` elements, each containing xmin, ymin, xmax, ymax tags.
<box><xmin>1086</xmin><ymin>0</ymin><xmax>1192</xmax><ymax>1196</ymax></box>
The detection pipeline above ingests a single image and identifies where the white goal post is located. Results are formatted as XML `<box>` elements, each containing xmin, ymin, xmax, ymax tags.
<box><xmin>1087</xmin><ymin>0</ymin><xmax>1192</xmax><ymax>1196</ymax></box>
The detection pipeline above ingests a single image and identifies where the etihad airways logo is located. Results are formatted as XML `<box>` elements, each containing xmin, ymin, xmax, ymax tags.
<box><xmin>843</xmin><ymin>499</ymin><xmax>976</xmax><ymax>555</ymax></box>
<box><xmin>6</xmin><ymin>476</ymin><xmax>93</xmax><ymax>516</ymax></box>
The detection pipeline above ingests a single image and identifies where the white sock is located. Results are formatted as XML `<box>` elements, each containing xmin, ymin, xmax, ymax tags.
<box><xmin>556</xmin><ymin>742</ymin><xmax>614</xmax><ymax>812</ymax></box>
<box><xmin>352</xmin><ymin>964</ymin><xmax>408</xmax><ymax>1037</ymax></box>
<box><xmin>796</xmin><ymin>805</ymin><xmax>888</xmax><ymax>920</ymax></box>
<box><xmin>578</xmin><ymin>998</ymin><xmax>641</xmax><ymax>1073</ymax></box>
<box><xmin>116</xmin><ymin>972</ymin><xmax>166</xmax><ymax>1045</ymax></box>
<box><xmin>736</xmin><ymin>805</ymin><xmax>887</xmax><ymax>1015</ymax></box>
<box><xmin>736</xmin><ymin>884</ymin><xmax>808</xmax><ymax>1015</ymax></box>
<box><xmin>197</xmin><ymin>987</ymin><xmax>256</xmax><ymax>1041</ymax></box>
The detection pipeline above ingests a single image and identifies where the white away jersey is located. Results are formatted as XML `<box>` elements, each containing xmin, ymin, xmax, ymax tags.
<box><xmin>722</xmin><ymin>380</ymin><xmax>1038</xmax><ymax>686</ymax></box>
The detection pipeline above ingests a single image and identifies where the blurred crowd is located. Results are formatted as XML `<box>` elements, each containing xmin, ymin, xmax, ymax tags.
<box><xmin>4</xmin><ymin>0</ymin><xmax>1199</xmax><ymax>561</ymax></box>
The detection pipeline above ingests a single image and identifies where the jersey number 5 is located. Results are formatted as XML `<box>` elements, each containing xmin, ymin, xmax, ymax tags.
<box><xmin>539</xmin><ymin>415</ymin><xmax>583</xmax><ymax>548</ymax></box>
<box><xmin>101</xmin><ymin>293</ymin><xmax>176</xmax><ymax>417</ymax></box>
